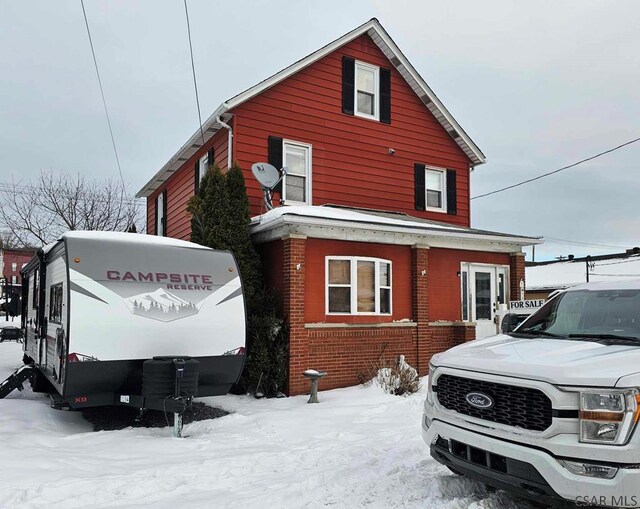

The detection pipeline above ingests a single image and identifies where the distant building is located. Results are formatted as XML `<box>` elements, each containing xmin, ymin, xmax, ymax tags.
<box><xmin>526</xmin><ymin>248</ymin><xmax>640</xmax><ymax>299</ymax></box>
<box><xmin>1</xmin><ymin>247</ymin><xmax>35</xmax><ymax>298</ymax></box>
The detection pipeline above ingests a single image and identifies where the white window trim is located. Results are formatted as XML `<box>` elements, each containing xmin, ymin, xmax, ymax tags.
<box><xmin>282</xmin><ymin>139</ymin><xmax>312</xmax><ymax>206</ymax></box>
<box><xmin>325</xmin><ymin>256</ymin><xmax>392</xmax><ymax>316</ymax></box>
<box><xmin>198</xmin><ymin>154</ymin><xmax>208</xmax><ymax>184</ymax></box>
<box><xmin>425</xmin><ymin>166</ymin><xmax>447</xmax><ymax>213</ymax></box>
<box><xmin>354</xmin><ymin>60</ymin><xmax>380</xmax><ymax>121</ymax></box>
<box><xmin>156</xmin><ymin>193</ymin><xmax>164</xmax><ymax>236</ymax></box>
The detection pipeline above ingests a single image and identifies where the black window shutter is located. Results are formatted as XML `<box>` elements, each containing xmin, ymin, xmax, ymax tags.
<box><xmin>194</xmin><ymin>160</ymin><xmax>200</xmax><ymax>194</ymax></box>
<box><xmin>207</xmin><ymin>148</ymin><xmax>215</xmax><ymax>168</ymax></box>
<box><xmin>342</xmin><ymin>56</ymin><xmax>355</xmax><ymax>115</ymax></box>
<box><xmin>380</xmin><ymin>68</ymin><xmax>391</xmax><ymax>124</ymax></box>
<box><xmin>162</xmin><ymin>189</ymin><xmax>168</xmax><ymax>236</ymax></box>
<box><xmin>268</xmin><ymin>136</ymin><xmax>283</xmax><ymax>193</ymax></box>
<box><xmin>446</xmin><ymin>170</ymin><xmax>457</xmax><ymax>215</ymax></box>
<box><xmin>414</xmin><ymin>164</ymin><xmax>426</xmax><ymax>211</ymax></box>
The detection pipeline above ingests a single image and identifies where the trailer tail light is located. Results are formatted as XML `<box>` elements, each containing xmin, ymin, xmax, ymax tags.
<box><xmin>67</xmin><ymin>353</ymin><xmax>80</xmax><ymax>363</ymax></box>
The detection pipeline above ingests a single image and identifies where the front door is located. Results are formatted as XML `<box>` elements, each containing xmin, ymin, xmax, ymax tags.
<box><xmin>466</xmin><ymin>264</ymin><xmax>509</xmax><ymax>340</ymax></box>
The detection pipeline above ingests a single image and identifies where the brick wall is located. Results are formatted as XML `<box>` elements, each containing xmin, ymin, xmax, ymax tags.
<box><xmin>283</xmin><ymin>235</ymin><xmax>308</xmax><ymax>395</ymax></box>
<box><xmin>412</xmin><ymin>245</ymin><xmax>430</xmax><ymax>375</ymax></box>
<box><xmin>305</xmin><ymin>325</ymin><xmax>417</xmax><ymax>391</ymax></box>
<box><xmin>430</xmin><ymin>322</ymin><xmax>476</xmax><ymax>349</ymax></box>
<box><xmin>510</xmin><ymin>252</ymin><xmax>526</xmax><ymax>301</ymax></box>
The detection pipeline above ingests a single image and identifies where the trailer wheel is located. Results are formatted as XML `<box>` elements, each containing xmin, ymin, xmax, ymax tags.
<box><xmin>30</xmin><ymin>370</ymin><xmax>52</xmax><ymax>393</ymax></box>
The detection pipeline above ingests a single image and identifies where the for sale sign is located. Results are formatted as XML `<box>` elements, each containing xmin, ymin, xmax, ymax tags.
<box><xmin>510</xmin><ymin>299</ymin><xmax>545</xmax><ymax>314</ymax></box>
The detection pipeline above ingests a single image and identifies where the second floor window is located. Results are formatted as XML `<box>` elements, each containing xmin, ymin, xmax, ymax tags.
<box><xmin>198</xmin><ymin>154</ymin><xmax>208</xmax><ymax>184</ymax></box>
<box><xmin>283</xmin><ymin>140</ymin><xmax>311</xmax><ymax>205</ymax></box>
<box><xmin>355</xmin><ymin>61</ymin><xmax>379</xmax><ymax>120</ymax></box>
<box><xmin>425</xmin><ymin>168</ymin><xmax>446</xmax><ymax>211</ymax></box>
<box><xmin>11</xmin><ymin>262</ymin><xmax>17</xmax><ymax>272</ymax></box>
<box><xmin>156</xmin><ymin>191</ymin><xmax>166</xmax><ymax>236</ymax></box>
<box><xmin>326</xmin><ymin>257</ymin><xmax>392</xmax><ymax>315</ymax></box>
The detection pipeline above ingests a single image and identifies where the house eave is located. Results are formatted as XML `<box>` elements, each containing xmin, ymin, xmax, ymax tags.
<box><xmin>250</xmin><ymin>214</ymin><xmax>541</xmax><ymax>253</ymax></box>
<box><xmin>136</xmin><ymin>18</ymin><xmax>486</xmax><ymax>198</ymax></box>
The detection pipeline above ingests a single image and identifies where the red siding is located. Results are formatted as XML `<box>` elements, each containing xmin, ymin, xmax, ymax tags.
<box><xmin>232</xmin><ymin>33</ymin><xmax>471</xmax><ymax>226</ymax></box>
<box><xmin>148</xmin><ymin>127</ymin><xmax>230</xmax><ymax>239</ymax></box>
<box><xmin>304</xmin><ymin>239</ymin><xmax>412</xmax><ymax>324</ymax></box>
<box><xmin>428</xmin><ymin>248</ymin><xmax>511</xmax><ymax>321</ymax></box>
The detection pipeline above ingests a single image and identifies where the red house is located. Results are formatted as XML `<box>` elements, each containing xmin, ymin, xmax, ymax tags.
<box><xmin>1</xmin><ymin>247</ymin><xmax>34</xmax><ymax>298</ymax></box>
<box><xmin>137</xmin><ymin>19</ymin><xmax>540</xmax><ymax>395</ymax></box>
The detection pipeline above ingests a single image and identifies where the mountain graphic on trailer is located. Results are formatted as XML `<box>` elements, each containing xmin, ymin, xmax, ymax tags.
<box><xmin>125</xmin><ymin>288</ymin><xmax>198</xmax><ymax>322</ymax></box>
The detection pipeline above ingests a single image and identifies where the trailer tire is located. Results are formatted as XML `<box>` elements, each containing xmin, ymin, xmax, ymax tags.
<box><xmin>30</xmin><ymin>370</ymin><xmax>52</xmax><ymax>394</ymax></box>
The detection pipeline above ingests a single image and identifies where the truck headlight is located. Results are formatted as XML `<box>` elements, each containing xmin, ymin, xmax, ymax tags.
<box><xmin>426</xmin><ymin>363</ymin><xmax>436</xmax><ymax>405</ymax></box>
<box><xmin>579</xmin><ymin>390</ymin><xmax>640</xmax><ymax>444</ymax></box>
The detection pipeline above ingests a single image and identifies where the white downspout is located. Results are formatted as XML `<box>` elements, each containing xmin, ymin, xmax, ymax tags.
<box><xmin>216</xmin><ymin>115</ymin><xmax>232</xmax><ymax>170</ymax></box>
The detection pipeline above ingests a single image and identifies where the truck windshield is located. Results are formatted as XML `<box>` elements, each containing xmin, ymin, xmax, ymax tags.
<box><xmin>515</xmin><ymin>289</ymin><xmax>640</xmax><ymax>341</ymax></box>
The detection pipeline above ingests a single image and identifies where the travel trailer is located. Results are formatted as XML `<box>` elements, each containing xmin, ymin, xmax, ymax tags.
<box><xmin>1</xmin><ymin>231</ymin><xmax>245</xmax><ymax>421</ymax></box>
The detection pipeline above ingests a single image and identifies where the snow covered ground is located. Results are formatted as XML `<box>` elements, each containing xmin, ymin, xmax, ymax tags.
<box><xmin>0</xmin><ymin>341</ymin><xmax>545</xmax><ymax>509</ymax></box>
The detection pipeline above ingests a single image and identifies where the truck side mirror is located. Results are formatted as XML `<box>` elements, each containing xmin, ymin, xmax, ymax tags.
<box><xmin>501</xmin><ymin>313</ymin><xmax>522</xmax><ymax>333</ymax></box>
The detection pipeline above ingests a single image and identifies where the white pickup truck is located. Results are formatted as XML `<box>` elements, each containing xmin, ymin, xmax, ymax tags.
<box><xmin>423</xmin><ymin>281</ymin><xmax>640</xmax><ymax>508</ymax></box>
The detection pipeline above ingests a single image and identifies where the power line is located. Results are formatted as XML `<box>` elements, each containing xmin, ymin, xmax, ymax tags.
<box><xmin>183</xmin><ymin>0</ymin><xmax>205</xmax><ymax>146</ymax></box>
<box><xmin>543</xmin><ymin>236</ymin><xmax>631</xmax><ymax>250</ymax></box>
<box><xmin>80</xmin><ymin>0</ymin><xmax>125</xmax><ymax>187</ymax></box>
<box><xmin>472</xmin><ymin>137</ymin><xmax>640</xmax><ymax>200</ymax></box>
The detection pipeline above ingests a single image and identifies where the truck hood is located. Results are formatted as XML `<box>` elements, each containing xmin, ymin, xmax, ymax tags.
<box><xmin>434</xmin><ymin>334</ymin><xmax>640</xmax><ymax>387</ymax></box>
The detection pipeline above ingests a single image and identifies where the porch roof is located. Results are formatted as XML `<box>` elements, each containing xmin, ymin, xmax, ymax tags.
<box><xmin>250</xmin><ymin>205</ymin><xmax>542</xmax><ymax>253</ymax></box>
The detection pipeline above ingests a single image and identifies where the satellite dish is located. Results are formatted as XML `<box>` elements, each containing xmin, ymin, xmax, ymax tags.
<box><xmin>251</xmin><ymin>163</ymin><xmax>280</xmax><ymax>190</ymax></box>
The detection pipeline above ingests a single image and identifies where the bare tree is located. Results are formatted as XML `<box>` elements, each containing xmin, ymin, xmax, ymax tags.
<box><xmin>0</xmin><ymin>171</ymin><xmax>143</xmax><ymax>246</ymax></box>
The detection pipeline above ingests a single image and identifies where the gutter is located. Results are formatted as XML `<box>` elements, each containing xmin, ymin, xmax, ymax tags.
<box><xmin>216</xmin><ymin>113</ymin><xmax>233</xmax><ymax>170</ymax></box>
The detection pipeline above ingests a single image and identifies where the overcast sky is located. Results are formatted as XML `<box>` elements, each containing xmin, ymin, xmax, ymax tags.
<box><xmin>1</xmin><ymin>0</ymin><xmax>638</xmax><ymax>260</ymax></box>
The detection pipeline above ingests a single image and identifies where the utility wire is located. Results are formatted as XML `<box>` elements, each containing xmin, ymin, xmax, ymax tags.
<box><xmin>183</xmin><ymin>0</ymin><xmax>205</xmax><ymax>146</ymax></box>
<box><xmin>472</xmin><ymin>137</ymin><xmax>640</xmax><ymax>200</ymax></box>
<box><xmin>80</xmin><ymin>0</ymin><xmax>125</xmax><ymax>187</ymax></box>
<box><xmin>543</xmin><ymin>236</ymin><xmax>631</xmax><ymax>250</ymax></box>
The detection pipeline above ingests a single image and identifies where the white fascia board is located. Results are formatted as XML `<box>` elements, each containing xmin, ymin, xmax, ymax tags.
<box><xmin>224</xmin><ymin>20</ymin><xmax>378</xmax><ymax>109</ymax></box>
<box><xmin>135</xmin><ymin>103</ymin><xmax>229</xmax><ymax>198</ymax></box>
<box><xmin>250</xmin><ymin>214</ymin><xmax>541</xmax><ymax>252</ymax></box>
<box><xmin>138</xmin><ymin>18</ymin><xmax>487</xmax><ymax>197</ymax></box>
<box><xmin>367</xmin><ymin>24</ymin><xmax>485</xmax><ymax>165</ymax></box>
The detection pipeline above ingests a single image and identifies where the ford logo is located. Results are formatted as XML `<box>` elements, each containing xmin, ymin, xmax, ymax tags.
<box><xmin>465</xmin><ymin>392</ymin><xmax>494</xmax><ymax>409</ymax></box>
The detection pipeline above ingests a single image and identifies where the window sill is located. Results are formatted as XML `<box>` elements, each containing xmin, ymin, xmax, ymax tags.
<box><xmin>305</xmin><ymin>321</ymin><xmax>416</xmax><ymax>329</ymax></box>
<box><xmin>429</xmin><ymin>321</ymin><xmax>477</xmax><ymax>327</ymax></box>
<box><xmin>424</xmin><ymin>206</ymin><xmax>447</xmax><ymax>214</ymax></box>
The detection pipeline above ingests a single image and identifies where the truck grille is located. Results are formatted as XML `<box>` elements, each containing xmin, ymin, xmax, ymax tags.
<box><xmin>435</xmin><ymin>374</ymin><xmax>553</xmax><ymax>431</ymax></box>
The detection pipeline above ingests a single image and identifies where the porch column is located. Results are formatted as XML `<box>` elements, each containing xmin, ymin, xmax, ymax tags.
<box><xmin>282</xmin><ymin>234</ymin><xmax>308</xmax><ymax>395</ymax></box>
<box><xmin>412</xmin><ymin>244</ymin><xmax>430</xmax><ymax>376</ymax></box>
<box><xmin>509</xmin><ymin>251</ymin><xmax>526</xmax><ymax>301</ymax></box>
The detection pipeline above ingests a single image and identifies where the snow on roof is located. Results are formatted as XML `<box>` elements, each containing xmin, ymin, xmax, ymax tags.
<box><xmin>526</xmin><ymin>255</ymin><xmax>640</xmax><ymax>291</ymax></box>
<box><xmin>253</xmin><ymin>205</ymin><xmax>463</xmax><ymax>231</ymax></box>
<box><xmin>61</xmin><ymin>231</ymin><xmax>210</xmax><ymax>250</ymax></box>
<box><xmin>251</xmin><ymin>205</ymin><xmax>541</xmax><ymax>245</ymax></box>
<box><xmin>136</xmin><ymin>18</ymin><xmax>485</xmax><ymax>198</ymax></box>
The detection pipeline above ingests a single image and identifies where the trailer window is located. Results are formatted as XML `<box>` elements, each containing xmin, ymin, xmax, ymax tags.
<box><xmin>49</xmin><ymin>283</ymin><xmax>63</xmax><ymax>324</ymax></box>
<box><xmin>32</xmin><ymin>268</ymin><xmax>39</xmax><ymax>310</ymax></box>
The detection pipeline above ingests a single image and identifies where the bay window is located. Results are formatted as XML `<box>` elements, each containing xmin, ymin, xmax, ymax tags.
<box><xmin>326</xmin><ymin>257</ymin><xmax>392</xmax><ymax>315</ymax></box>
